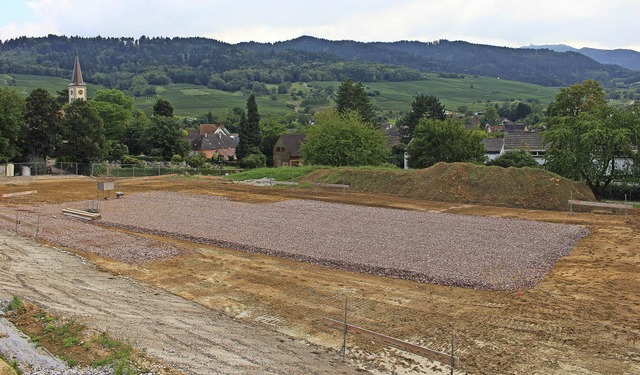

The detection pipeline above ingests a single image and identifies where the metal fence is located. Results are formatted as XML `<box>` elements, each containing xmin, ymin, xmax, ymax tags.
<box><xmin>1</xmin><ymin>162</ymin><xmax>241</xmax><ymax>178</ymax></box>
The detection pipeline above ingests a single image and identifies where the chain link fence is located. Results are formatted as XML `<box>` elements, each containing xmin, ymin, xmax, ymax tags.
<box><xmin>1</xmin><ymin>162</ymin><xmax>242</xmax><ymax>178</ymax></box>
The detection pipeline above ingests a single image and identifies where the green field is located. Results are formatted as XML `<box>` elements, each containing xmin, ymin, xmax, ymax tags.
<box><xmin>0</xmin><ymin>74</ymin><xmax>104</xmax><ymax>98</ymax></box>
<box><xmin>315</xmin><ymin>74</ymin><xmax>560</xmax><ymax>112</ymax></box>
<box><xmin>1</xmin><ymin>73</ymin><xmax>560</xmax><ymax>118</ymax></box>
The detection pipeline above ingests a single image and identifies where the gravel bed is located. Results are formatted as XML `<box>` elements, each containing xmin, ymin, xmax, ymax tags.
<box><xmin>1</xmin><ymin>192</ymin><xmax>588</xmax><ymax>290</ymax></box>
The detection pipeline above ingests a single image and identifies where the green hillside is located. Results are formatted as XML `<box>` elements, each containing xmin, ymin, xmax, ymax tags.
<box><xmin>0</xmin><ymin>74</ymin><xmax>103</xmax><ymax>97</ymax></box>
<box><xmin>1</xmin><ymin>73</ymin><xmax>559</xmax><ymax>118</ymax></box>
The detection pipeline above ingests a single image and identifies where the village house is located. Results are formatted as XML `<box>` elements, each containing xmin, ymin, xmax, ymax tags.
<box><xmin>272</xmin><ymin>134</ymin><xmax>305</xmax><ymax>167</ymax></box>
<box><xmin>190</xmin><ymin>124</ymin><xmax>239</xmax><ymax>161</ymax></box>
<box><xmin>482</xmin><ymin>130</ymin><xmax>546</xmax><ymax>165</ymax></box>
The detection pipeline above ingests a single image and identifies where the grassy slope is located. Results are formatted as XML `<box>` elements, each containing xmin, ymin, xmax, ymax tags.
<box><xmin>315</xmin><ymin>74</ymin><xmax>560</xmax><ymax>112</ymax></box>
<box><xmin>230</xmin><ymin>163</ymin><xmax>596</xmax><ymax>211</ymax></box>
<box><xmin>1</xmin><ymin>73</ymin><xmax>559</xmax><ymax>118</ymax></box>
<box><xmin>0</xmin><ymin>74</ymin><xmax>103</xmax><ymax>98</ymax></box>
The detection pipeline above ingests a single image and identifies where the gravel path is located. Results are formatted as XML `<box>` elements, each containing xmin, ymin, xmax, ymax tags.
<box><xmin>0</xmin><ymin>192</ymin><xmax>588</xmax><ymax>290</ymax></box>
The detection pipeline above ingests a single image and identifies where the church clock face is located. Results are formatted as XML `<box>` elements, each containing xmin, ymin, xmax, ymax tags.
<box><xmin>78</xmin><ymin>89</ymin><xmax>84</xmax><ymax>95</ymax></box>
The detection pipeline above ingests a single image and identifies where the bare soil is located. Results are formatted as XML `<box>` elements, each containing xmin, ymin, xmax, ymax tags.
<box><xmin>0</xmin><ymin>175</ymin><xmax>639</xmax><ymax>374</ymax></box>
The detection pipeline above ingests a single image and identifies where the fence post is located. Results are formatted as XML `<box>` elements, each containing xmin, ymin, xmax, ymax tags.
<box><xmin>340</xmin><ymin>297</ymin><xmax>348</xmax><ymax>358</ymax></box>
<box><xmin>450</xmin><ymin>331</ymin><xmax>455</xmax><ymax>375</ymax></box>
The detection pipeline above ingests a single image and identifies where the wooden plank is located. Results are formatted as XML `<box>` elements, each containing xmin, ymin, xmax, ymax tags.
<box><xmin>2</xmin><ymin>190</ymin><xmax>37</xmax><ymax>198</ymax></box>
<box><xmin>270</xmin><ymin>181</ymin><xmax>299</xmax><ymax>186</ymax></box>
<box><xmin>310</xmin><ymin>182</ymin><xmax>349</xmax><ymax>189</ymax></box>
<box><xmin>568</xmin><ymin>200</ymin><xmax>633</xmax><ymax>210</ymax></box>
<box><xmin>62</xmin><ymin>208</ymin><xmax>101</xmax><ymax>220</ymax></box>
<box><xmin>322</xmin><ymin>318</ymin><xmax>456</xmax><ymax>366</ymax></box>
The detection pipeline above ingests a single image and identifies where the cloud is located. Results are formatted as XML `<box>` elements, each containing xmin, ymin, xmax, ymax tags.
<box><xmin>1</xmin><ymin>0</ymin><xmax>638</xmax><ymax>51</ymax></box>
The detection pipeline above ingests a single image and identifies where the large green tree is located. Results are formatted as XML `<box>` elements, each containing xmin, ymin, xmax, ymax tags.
<box><xmin>407</xmin><ymin>118</ymin><xmax>485</xmax><ymax>168</ymax></box>
<box><xmin>144</xmin><ymin>116</ymin><xmax>189</xmax><ymax>160</ymax></box>
<box><xmin>301</xmin><ymin>110</ymin><xmax>387</xmax><ymax>166</ymax></box>
<box><xmin>398</xmin><ymin>94</ymin><xmax>446</xmax><ymax>143</ymax></box>
<box><xmin>546</xmin><ymin>79</ymin><xmax>607</xmax><ymax>119</ymax></box>
<box><xmin>236</xmin><ymin>94</ymin><xmax>263</xmax><ymax>161</ymax></box>
<box><xmin>124</xmin><ymin>110</ymin><xmax>150</xmax><ymax>156</ymax></box>
<box><xmin>59</xmin><ymin>100</ymin><xmax>107</xmax><ymax>163</ymax></box>
<box><xmin>544</xmin><ymin>103</ymin><xmax>640</xmax><ymax>197</ymax></box>
<box><xmin>153</xmin><ymin>98</ymin><xmax>174</xmax><ymax>117</ymax></box>
<box><xmin>0</xmin><ymin>88</ymin><xmax>26</xmax><ymax>161</ymax></box>
<box><xmin>334</xmin><ymin>79</ymin><xmax>374</xmax><ymax>123</ymax></box>
<box><xmin>24</xmin><ymin>88</ymin><xmax>62</xmax><ymax>159</ymax></box>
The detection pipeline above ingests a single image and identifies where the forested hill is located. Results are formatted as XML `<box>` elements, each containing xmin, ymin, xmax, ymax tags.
<box><xmin>1</xmin><ymin>35</ymin><xmax>638</xmax><ymax>95</ymax></box>
<box><xmin>525</xmin><ymin>44</ymin><xmax>640</xmax><ymax>72</ymax></box>
<box><xmin>269</xmin><ymin>36</ymin><xmax>640</xmax><ymax>86</ymax></box>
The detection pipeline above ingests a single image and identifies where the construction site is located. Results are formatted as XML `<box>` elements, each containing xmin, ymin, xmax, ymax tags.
<box><xmin>0</xmin><ymin>167</ymin><xmax>638</xmax><ymax>374</ymax></box>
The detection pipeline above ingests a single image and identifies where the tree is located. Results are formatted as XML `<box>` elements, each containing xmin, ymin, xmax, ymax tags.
<box><xmin>153</xmin><ymin>98</ymin><xmax>174</xmax><ymax>117</ymax></box>
<box><xmin>93</xmin><ymin>89</ymin><xmax>135</xmax><ymax>110</ymax></box>
<box><xmin>0</xmin><ymin>88</ymin><xmax>25</xmax><ymax>161</ymax></box>
<box><xmin>544</xmin><ymin>103</ymin><xmax>640</xmax><ymax>197</ymax></box>
<box><xmin>398</xmin><ymin>94</ymin><xmax>446</xmax><ymax>143</ymax></box>
<box><xmin>237</xmin><ymin>95</ymin><xmax>263</xmax><ymax>162</ymax></box>
<box><xmin>334</xmin><ymin>79</ymin><xmax>374</xmax><ymax>123</ymax></box>
<box><xmin>407</xmin><ymin>118</ymin><xmax>485</xmax><ymax>169</ymax></box>
<box><xmin>487</xmin><ymin>149</ymin><xmax>538</xmax><ymax>168</ymax></box>
<box><xmin>123</xmin><ymin>111</ymin><xmax>150</xmax><ymax>156</ymax></box>
<box><xmin>301</xmin><ymin>110</ymin><xmax>387</xmax><ymax>166</ymax></box>
<box><xmin>144</xmin><ymin>116</ymin><xmax>190</xmax><ymax>160</ymax></box>
<box><xmin>24</xmin><ymin>88</ymin><xmax>62</xmax><ymax>159</ymax></box>
<box><xmin>483</xmin><ymin>106</ymin><xmax>499</xmax><ymax>126</ymax></box>
<box><xmin>59</xmin><ymin>100</ymin><xmax>107</xmax><ymax>163</ymax></box>
<box><xmin>89</xmin><ymin>100</ymin><xmax>132</xmax><ymax>143</ymax></box>
<box><xmin>546</xmin><ymin>79</ymin><xmax>606</xmax><ymax>119</ymax></box>
<box><xmin>235</xmin><ymin>111</ymin><xmax>249</xmax><ymax>160</ymax></box>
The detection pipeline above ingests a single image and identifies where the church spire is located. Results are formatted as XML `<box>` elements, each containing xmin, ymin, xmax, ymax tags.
<box><xmin>68</xmin><ymin>50</ymin><xmax>87</xmax><ymax>104</ymax></box>
<box><xmin>71</xmin><ymin>50</ymin><xmax>84</xmax><ymax>85</ymax></box>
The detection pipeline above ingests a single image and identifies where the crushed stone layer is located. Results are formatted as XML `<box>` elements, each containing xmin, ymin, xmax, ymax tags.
<box><xmin>1</xmin><ymin>192</ymin><xmax>588</xmax><ymax>290</ymax></box>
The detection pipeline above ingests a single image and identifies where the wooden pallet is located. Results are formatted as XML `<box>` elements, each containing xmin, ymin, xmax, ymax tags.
<box><xmin>62</xmin><ymin>208</ymin><xmax>101</xmax><ymax>220</ymax></box>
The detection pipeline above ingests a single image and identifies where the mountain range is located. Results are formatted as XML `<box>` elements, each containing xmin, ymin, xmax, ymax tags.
<box><xmin>1</xmin><ymin>35</ymin><xmax>639</xmax><ymax>92</ymax></box>
<box><xmin>524</xmin><ymin>44</ymin><xmax>640</xmax><ymax>72</ymax></box>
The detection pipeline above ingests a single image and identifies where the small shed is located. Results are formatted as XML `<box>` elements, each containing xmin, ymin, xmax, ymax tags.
<box><xmin>273</xmin><ymin>134</ymin><xmax>306</xmax><ymax>167</ymax></box>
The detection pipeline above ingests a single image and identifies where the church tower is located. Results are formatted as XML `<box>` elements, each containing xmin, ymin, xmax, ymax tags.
<box><xmin>68</xmin><ymin>51</ymin><xmax>87</xmax><ymax>104</ymax></box>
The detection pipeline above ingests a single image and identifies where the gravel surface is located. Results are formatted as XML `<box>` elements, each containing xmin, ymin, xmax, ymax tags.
<box><xmin>0</xmin><ymin>192</ymin><xmax>588</xmax><ymax>290</ymax></box>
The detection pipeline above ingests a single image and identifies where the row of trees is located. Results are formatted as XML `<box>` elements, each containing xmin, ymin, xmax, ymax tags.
<box><xmin>0</xmin><ymin>87</ymin><xmax>189</xmax><ymax>164</ymax></box>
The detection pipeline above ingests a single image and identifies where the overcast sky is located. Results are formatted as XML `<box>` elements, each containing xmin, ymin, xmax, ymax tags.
<box><xmin>1</xmin><ymin>0</ymin><xmax>638</xmax><ymax>51</ymax></box>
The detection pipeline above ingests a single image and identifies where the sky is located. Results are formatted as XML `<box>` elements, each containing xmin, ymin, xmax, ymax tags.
<box><xmin>0</xmin><ymin>0</ymin><xmax>638</xmax><ymax>51</ymax></box>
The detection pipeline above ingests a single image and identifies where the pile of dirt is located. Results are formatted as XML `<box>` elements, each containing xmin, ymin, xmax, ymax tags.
<box><xmin>302</xmin><ymin>162</ymin><xmax>596</xmax><ymax>211</ymax></box>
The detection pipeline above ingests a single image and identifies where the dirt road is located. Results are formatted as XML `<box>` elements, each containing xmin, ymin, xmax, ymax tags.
<box><xmin>0</xmin><ymin>232</ymin><xmax>356</xmax><ymax>375</ymax></box>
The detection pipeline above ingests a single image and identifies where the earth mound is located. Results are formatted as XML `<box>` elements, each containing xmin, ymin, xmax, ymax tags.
<box><xmin>302</xmin><ymin>162</ymin><xmax>596</xmax><ymax>211</ymax></box>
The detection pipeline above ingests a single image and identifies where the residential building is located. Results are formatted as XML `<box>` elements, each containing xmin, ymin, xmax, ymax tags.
<box><xmin>273</xmin><ymin>134</ymin><xmax>306</xmax><ymax>167</ymax></box>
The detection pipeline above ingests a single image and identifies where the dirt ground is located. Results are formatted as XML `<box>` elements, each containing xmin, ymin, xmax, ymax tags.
<box><xmin>1</xmin><ymin>175</ymin><xmax>639</xmax><ymax>374</ymax></box>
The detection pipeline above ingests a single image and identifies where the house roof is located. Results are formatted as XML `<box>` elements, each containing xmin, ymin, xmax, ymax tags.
<box><xmin>199</xmin><ymin>124</ymin><xmax>218</xmax><ymax>135</ymax></box>
<box><xmin>191</xmin><ymin>128</ymin><xmax>238</xmax><ymax>151</ymax></box>
<box><xmin>186</xmin><ymin>129</ymin><xmax>200</xmax><ymax>143</ymax></box>
<box><xmin>277</xmin><ymin>134</ymin><xmax>306</xmax><ymax>157</ymax></box>
<box><xmin>503</xmin><ymin>131</ymin><xmax>546</xmax><ymax>151</ymax></box>
<box><xmin>482</xmin><ymin>138</ymin><xmax>504</xmax><ymax>153</ymax></box>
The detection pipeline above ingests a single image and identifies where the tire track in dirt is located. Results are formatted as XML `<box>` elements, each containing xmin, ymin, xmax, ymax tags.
<box><xmin>0</xmin><ymin>231</ymin><xmax>357</xmax><ymax>375</ymax></box>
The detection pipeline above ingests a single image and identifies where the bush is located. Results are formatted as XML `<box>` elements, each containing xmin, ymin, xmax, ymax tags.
<box><xmin>121</xmin><ymin>155</ymin><xmax>142</xmax><ymax>165</ymax></box>
<box><xmin>239</xmin><ymin>152</ymin><xmax>267</xmax><ymax>169</ymax></box>
<box><xmin>488</xmin><ymin>149</ymin><xmax>538</xmax><ymax>168</ymax></box>
<box><xmin>185</xmin><ymin>152</ymin><xmax>209</xmax><ymax>168</ymax></box>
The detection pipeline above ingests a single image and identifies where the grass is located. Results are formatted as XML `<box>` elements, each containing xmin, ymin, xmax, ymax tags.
<box><xmin>0</xmin><ymin>74</ymin><xmax>103</xmax><ymax>98</ymax></box>
<box><xmin>1</xmin><ymin>73</ymin><xmax>559</xmax><ymax>119</ymax></box>
<box><xmin>312</xmin><ymin>74</ymin><xmax>560</xmax><ymax>112</ymax></box>
<box><xmin>2</xmin><ymin>298</ymin><xmax>149</xmax><ymax>374</ymax></box>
